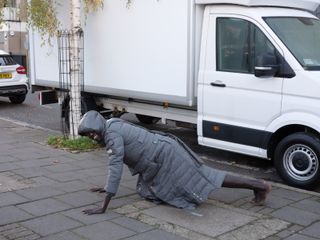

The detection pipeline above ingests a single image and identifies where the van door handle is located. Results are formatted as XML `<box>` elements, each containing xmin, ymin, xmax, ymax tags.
<box><xmin>210</xmin><ymin>81</ymin><xmax>226</xmax><ymax>88</ymax></box>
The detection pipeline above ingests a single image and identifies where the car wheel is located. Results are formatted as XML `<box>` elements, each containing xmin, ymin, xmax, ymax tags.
<box><xmin>136</xmin><ymin>114</ymin><xmax>160</xmax><ymax>124</ymax></box>
<box><xmin>274</xmin><ymin>132</ymin><xmax>320</xmax><ymax>190</ymax></box>
<box><xmin>9</xmin><ymin>94</ymin><xmax>26</xmax><ymax>104</ymax></box>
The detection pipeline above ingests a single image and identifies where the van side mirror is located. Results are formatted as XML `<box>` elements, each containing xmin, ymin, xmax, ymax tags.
<box><xmin>254</xmin><ymin>53</ymin><xmax>279</xmax><ymax>77</ymax></box>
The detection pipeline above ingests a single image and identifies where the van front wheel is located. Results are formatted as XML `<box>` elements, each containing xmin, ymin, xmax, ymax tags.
<box><xmin>274</xmin><ymin>133</ymin><xmax>320</xmax><ymax>190</ymax></box>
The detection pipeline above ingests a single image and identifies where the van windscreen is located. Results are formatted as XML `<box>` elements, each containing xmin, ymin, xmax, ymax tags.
<box><xmin>264</xmin><ymin>17</ymin><xmax>320</xmax><ymax>70</ymax></box>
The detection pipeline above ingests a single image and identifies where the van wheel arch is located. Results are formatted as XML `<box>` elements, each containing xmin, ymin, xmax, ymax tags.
<box><xmin>136</xmin><ymin>114</ymin><xmax>160</xmax><ymax>124</ymax></box>
<box><xmin>267</xmin><ymin>125</ymin><xmax>319</xmax><ymax>160</ymax></box>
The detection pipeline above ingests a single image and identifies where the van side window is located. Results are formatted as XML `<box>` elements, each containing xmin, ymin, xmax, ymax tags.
<box><xmin>217</xmin><ymin>17</ymin><xmax>277</xmax><ymax>74</ymax></box>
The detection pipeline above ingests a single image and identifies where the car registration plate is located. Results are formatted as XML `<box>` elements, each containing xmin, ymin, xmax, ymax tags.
<box><xmin>0</xmin><ymin>73</ymin><xmax>12</xmax><ymax>79</ymax></box>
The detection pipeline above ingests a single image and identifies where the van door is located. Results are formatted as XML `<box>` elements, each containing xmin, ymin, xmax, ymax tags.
<box><xmin>199</xmin><ymin>15</ymin><xmax>284</xmax><ymax>157</ymax></box>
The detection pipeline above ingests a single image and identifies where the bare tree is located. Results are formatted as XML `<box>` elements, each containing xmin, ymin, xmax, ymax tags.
<box><xmin>68</xmin><ymin>0</ymin><xmax>105</xmax><ymax>138</ymax></box>
<box><xmin>69</xmin><ymin>0</ymin><xmax>82</xmax><ymax>138</ymax></box>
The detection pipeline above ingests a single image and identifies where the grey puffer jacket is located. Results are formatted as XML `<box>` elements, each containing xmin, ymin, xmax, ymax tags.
<box><xmin>78</xmin><ymin>111</ymin><xmax>225</xmax><ymax>209</ymax></box>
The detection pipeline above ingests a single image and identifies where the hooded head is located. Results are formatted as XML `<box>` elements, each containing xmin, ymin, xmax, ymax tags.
<box><xmin>78</xmin><ymin>110</ymin><xmax>106</xmax><ymax>140</ymax></box>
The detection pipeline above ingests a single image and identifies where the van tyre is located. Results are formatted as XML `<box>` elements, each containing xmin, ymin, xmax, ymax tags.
<box><xmin>81</xmin><ymin>95</ymin><xmax>98</xmax><ymax>115</ymax></box>
<box><xmin>61</xmin><ymin>95</ymin><xmax>99</xmax><ymax>134</ymax></box>
<box><xmin>274</xmin><ymin>132</ymin><xmax>320</xmax><ymax>190</ymax></box>
<box><xmin>136</xmin><ymin>114</ymin><xmax>160</xmax><ymax>124</ymax></box>
<box><xmin>9</xmin><ymin>94</ymin><xmax>26</xmax><ymax>104</ymax></box>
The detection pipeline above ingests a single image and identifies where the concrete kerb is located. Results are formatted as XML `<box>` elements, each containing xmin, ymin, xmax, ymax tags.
<box><xmin>270</xmin><ymin>182</ymin><xmax>320</xmax><ymax>197</ymax></box>
<box><xmin>0</xmin><ymin>116</ymin><xmax>60</xmax><ymax>135</ymax></box>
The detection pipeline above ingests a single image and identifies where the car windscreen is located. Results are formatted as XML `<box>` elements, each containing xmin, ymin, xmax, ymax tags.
<box><xmin>0</xmin><ymin>55</ymin><xmax>17</xmax><ymax>66</ymax></box>
<box><xmin>264</xmin><ymin>17</ymin><xmax>320</xmax><ymax>70</ymax></box>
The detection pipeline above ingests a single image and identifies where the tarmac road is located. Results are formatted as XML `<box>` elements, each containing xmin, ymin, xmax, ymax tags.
<box><xmin>0</xmin><ymin>92</ymin><xmax>61</xmax><ymax>131</ymax></box>
<box><xmin>1</xmin><ymin>92</ymin><xmax>319</xmax><ymax>192</ymax></box>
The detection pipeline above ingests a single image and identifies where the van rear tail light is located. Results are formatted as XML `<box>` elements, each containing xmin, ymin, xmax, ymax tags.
<box><xmin>16</xmin><ymin>66</ymin><xmax>26</xmax><ymax>74</ymax></box>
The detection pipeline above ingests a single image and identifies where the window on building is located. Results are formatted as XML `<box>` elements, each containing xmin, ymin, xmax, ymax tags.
<box><xmin>5</xmin><ymin>0</ymin><xmax>17</xmax><ymax>8</ymax></box>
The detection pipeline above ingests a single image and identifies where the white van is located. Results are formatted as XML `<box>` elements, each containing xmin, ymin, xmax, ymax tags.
<box><xmin>29</xmin><ymin>0</ymin><xmax>320</xmax><ymax>189</ymax></box>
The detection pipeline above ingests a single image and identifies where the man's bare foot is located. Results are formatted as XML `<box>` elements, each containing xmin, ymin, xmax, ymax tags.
<box><xmin>90</xmin><ymin>187</ymin><xmax>106</xmax><ymax>193</ymax></box>
<box><xmin>83</xmin><ymin>207</ymin><xmax>106</xmax><ymax>215</ymax></box>
<box><xmin>252</xmin><ymin>181</ymin><xmax>272</xmax><ymax>206</ymax></box>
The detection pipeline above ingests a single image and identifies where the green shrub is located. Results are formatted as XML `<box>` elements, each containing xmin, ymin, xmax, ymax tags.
<box><xmin>47</xmin><ymin>135</ymin><xmax>102</xmax><ymax>151</ymax></box>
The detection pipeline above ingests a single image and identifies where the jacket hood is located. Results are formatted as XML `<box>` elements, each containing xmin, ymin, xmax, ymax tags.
<box><xmin>78</xmin><ymin>110</ymin><xmax>106</xmax><ymax>135</ymax></box>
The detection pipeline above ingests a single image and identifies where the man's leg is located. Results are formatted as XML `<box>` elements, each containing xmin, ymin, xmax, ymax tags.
<box><xmin>222</xmin><ymin>174</ymin><xmax>272</xmax><ymax>205</ymax></box>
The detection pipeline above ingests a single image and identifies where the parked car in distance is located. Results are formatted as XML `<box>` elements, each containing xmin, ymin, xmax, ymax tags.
<box><xmin>0</xmin><ymin>50</ymin><xmax>28</xmax><ymax>104</ymax></box>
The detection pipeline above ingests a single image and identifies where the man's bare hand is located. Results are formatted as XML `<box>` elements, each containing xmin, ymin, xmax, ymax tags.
<box><xmin>82</xmin><ymin>207</ymin><xmax>106</xmax><ymax>215</ymax></box>
<box><xmin>82</xmin><ymin>195</ymin><xmax>111</xmax><ymax>215</ymax></box>
<box><xmin>90</xmin><ymin>187</ymin><xmax>106</xmax><ymax>193</ymax></box>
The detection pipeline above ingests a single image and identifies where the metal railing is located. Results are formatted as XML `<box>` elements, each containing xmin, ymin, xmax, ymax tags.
<box><xmin>57</xmin><ymin>30</ymin><xmax>84</xmax><ymax>136</ymax></box>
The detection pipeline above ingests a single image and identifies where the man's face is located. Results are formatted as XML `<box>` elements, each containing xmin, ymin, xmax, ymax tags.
<box><xmin>86</xmin><ymin>132</ymin><xmax>103</xmax><ymax>143</ymax></box>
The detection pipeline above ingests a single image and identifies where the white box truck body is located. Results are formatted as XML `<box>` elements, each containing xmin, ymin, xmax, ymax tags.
<box><xmin>29</xmin><ymin>0</ymin><xmax>320</xmax><ymax>189</ymax></box>
<box><xmin>30</xmin><ymin>0</ymin><xmax>203</xmax><ymax>107</ymax></box>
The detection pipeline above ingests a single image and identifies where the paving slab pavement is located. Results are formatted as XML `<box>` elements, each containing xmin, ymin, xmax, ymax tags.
<box><xmin>1</xmin><ymin>118</ymin><xmax>320</xmax><ymax>240</ymax></box>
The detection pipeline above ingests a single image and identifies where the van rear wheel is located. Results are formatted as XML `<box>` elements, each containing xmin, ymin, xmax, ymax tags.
<box><xmin>136</xmin><ymin>114</ymin><xmax>160</xmax><ymax>124</ymax></box>
<box><xmin>274</xmin><ymin>132</ymin><xmax>320</xmax><ymax>190</ymax></box>
<box><xmin>61</xmin><ymin>95</ymin><xmax>99</xmax><ymax>134</ymax></box>
<box><xmin>9</xmin><ymin>94</ymin><xmax>26</xmax><ymax>104</ymax></box>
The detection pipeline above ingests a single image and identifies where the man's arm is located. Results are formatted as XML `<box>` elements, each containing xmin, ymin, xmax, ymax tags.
<box><xmin>83</xmin><ymin>133</ymin><xmax>124</xmax><ymax>215</ymax></box>
<box><xmin>104</xmin><ymin>133</ymin><xmax>124</xmax><ymax>196</ymax></box>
